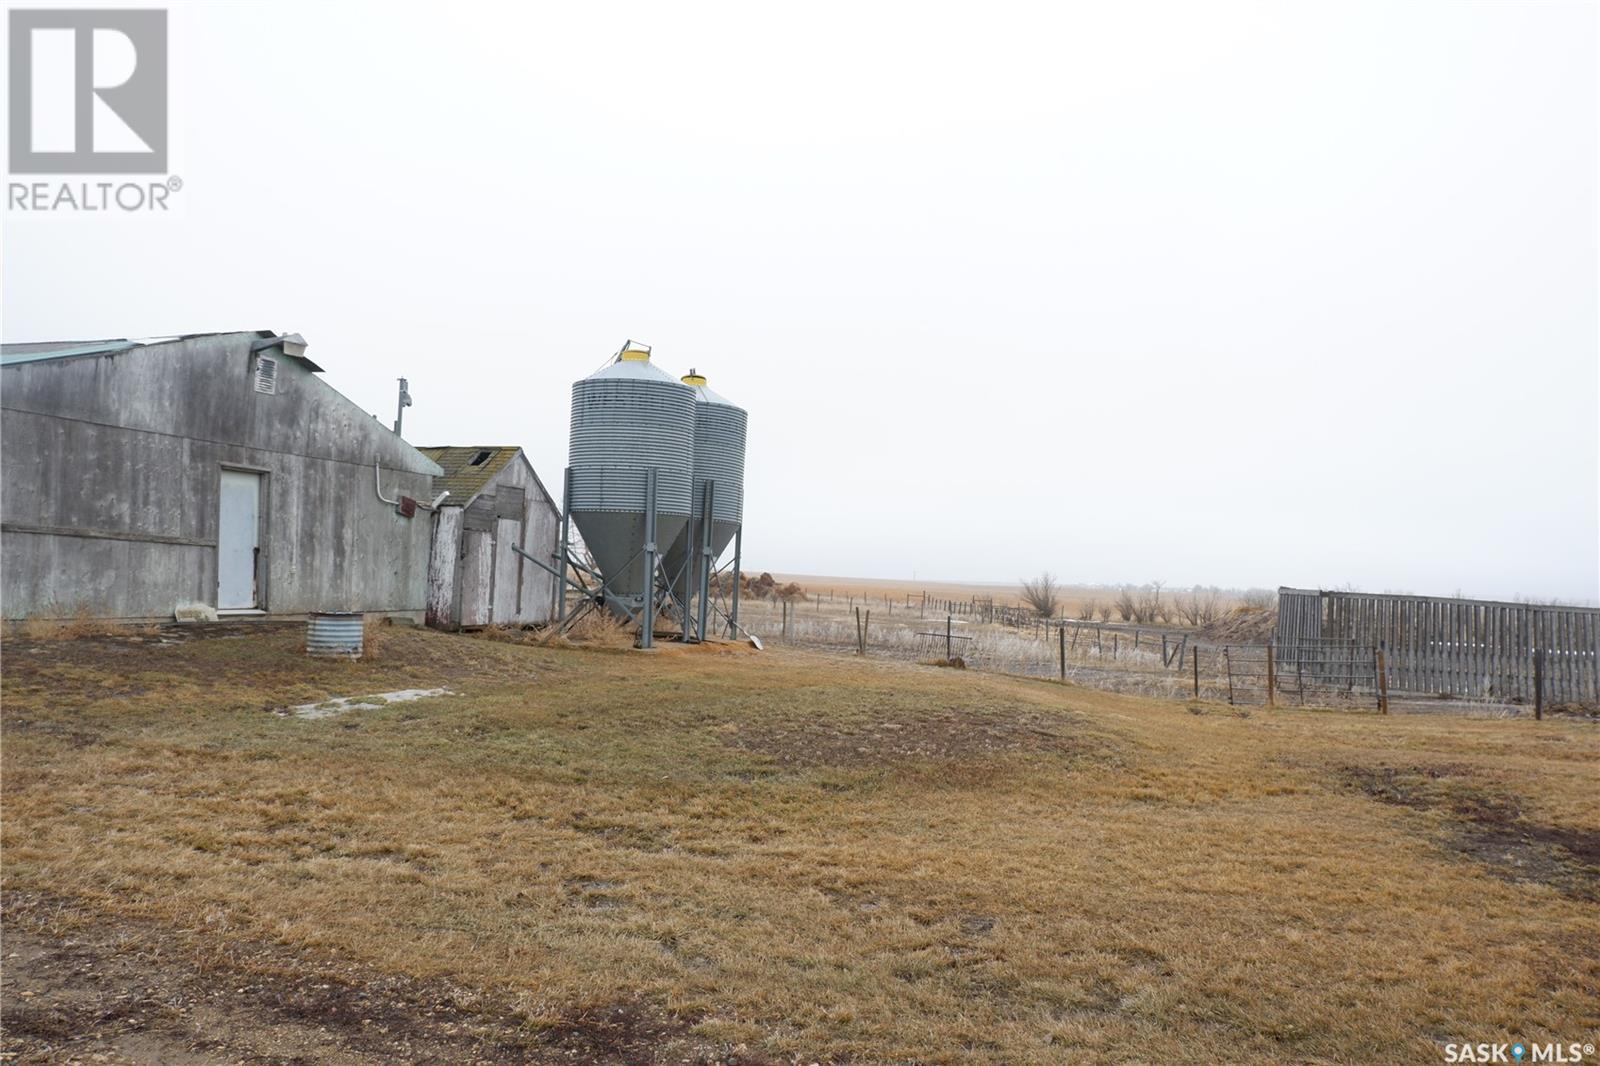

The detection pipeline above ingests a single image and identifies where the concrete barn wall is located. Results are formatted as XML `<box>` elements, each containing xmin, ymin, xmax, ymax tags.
<box><xmin>1</xmin><ymin>333</ymin><xmax>441</xmax><ymax>620</ymax></box>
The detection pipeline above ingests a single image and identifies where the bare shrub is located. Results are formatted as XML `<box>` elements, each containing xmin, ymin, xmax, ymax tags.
<box><xmin>1135</xmin><ymin>581</ymin><xmax>1165</xmax><ymax>625</ymax></box>
<box><xmin>10</xmin><ymin>606</ymin><xmax>127</xmax><ymax>641</ymax></box>
<box><xmin>63</xmin><ymin>607</ymin><xmax>127</xmax><ymax>639</ymax></box>
<box><xmin>1241</xmin><ymin>588</ymin><xmax>1276</xmax><ymax>610</ymax></box>
<box><xmin>1019</xmin><ymin>573</ymin><xmax>1060</xmax><ymax>618</ymax></box>
<box><xmin>1077</xmin><ymin>599</ymin><xmax>1097</xmax><ymax>622</ymax></box>
<box><xmin>1176</xmin><ymin>594</ymin><xmax>1201</xmax><ymax>627</ymax></box>
<box><xmin>480</xmin><ymin>623</ymin><xmax>534</xmax><ymax>645</ymax></box>
<box><xmin>1097</xmin><ymin>601</ymin><xmax>1113</xmax><ymax>622</ymax></box>
<box><xmin>10</xmin><ymin>616</ymin><xmax>61</xmax><ymax>640</ymax></box>
<box><xmin>563</xmin><ymin>607</ymin><xmax>627</xmax><ymax>645</ymax></box>
<box><xmin>1114</xmin><ymin>587</ymin><xmax>1137</xmax><ymax>622</ymax></box>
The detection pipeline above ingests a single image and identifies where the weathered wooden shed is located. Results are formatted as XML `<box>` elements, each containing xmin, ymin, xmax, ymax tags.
<box><xmin>420</xmin><ymin>447</ymin><xmax>560</xmax><ymax>629</ymax></box>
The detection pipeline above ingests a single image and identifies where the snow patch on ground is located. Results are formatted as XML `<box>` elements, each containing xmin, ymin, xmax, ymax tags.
<box><xmin>281</xmin><ymin>688</ymin><xmax>455</xmax><ymax>720</ymax></box>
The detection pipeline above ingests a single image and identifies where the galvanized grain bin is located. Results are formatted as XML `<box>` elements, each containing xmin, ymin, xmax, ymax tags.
<box><xmin>307</xmin><ymin>611</ymin><xmax>364</xmax><ymax>657</ymax></box>
<box><xmin>568</xmin><ymin>344</ymin><xmax>696</xmax><ymax>617</ymax></box>
<box><xmin>665</xmin><ymin>370</ymin><xmax>747</xmax><ymax>604</ymax></box>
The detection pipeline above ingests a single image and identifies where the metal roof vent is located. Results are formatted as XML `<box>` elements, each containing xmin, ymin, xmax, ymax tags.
<box><xmin>254</xmin><ymin>355</ymin><xmax>278</xmax><ymax>395</ymax></box>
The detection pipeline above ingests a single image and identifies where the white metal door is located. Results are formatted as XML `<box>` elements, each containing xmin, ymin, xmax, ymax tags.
<box><xmin>218</xmin><ymin>470</ymin><xmax>261</xmax><ymax>609</ymax></box>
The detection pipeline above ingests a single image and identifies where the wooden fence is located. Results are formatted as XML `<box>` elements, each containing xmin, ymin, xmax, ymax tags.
<box><xmin>1276</xmin><ymin>587</ymin><xmax>1599</xmax><ymax>705</ymax></box>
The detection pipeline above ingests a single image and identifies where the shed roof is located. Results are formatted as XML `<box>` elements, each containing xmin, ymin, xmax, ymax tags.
<box><xmin>416</xmin><ymin>446</ymin><xmax>523</xmax><ymax>503</ymax></box>
<box><xmin>0</xmin><ymin>331</ymin><xmax>325</xmax><ymax>372</ymax></box>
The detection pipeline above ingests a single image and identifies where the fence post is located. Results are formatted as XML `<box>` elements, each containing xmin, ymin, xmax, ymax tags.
<box><xmin>855</xmin><ymin>607</ymin><xmax>862</xmax><ymax>655</ymax></box>
<box><xmin>1225</xmin><ymin>646</ymin><xmax>1235</xmax><ymax>705</ymax></box>
<box><xmin>946</xmin><ymin>613</ymin><xmax>953</xmax><ymax>660</ymax></box>
<box><xmin>1376</xmin><ymin>645</ymin><xmax>1389</xmax><ymax>715</ymax></box>
<box><xmin>1266</xmin><ymin>643</ymin><xmax>1276</xmax><ymax>708</ymax></box>
<box><xmin>1059</xmin><ymin>623</ymin><xmax>1066</xmax><ymax>680</ymax></box>
<box><xmin>864</xmin><ymin>609</ymin><xmax>871</xmax><ymax>656</ymax></box>
<box><xmin>1192</xmin><ymin>647</ymin><xmax>1200</xmax><ymax>699</ymax></box>
<box><xmin>1534</xmin><ymin>648</ymin><xmax>1543</xmax><ymax>720</ymax></box>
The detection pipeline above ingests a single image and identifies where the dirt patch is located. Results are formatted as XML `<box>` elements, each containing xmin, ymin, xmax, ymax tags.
<box><xmin>1546</xmin><ymin>701</ymin><xmax>1600</xmax><ymax>720</ymax></box>
<box><xmin>0</xmin><ymin>892</ymin><xmax>748</xmax><ymax>1065</ymax></box>
<box><xmin>647</xmin><ymin>640</ymin><xmax>761</xmax><ymax>658</ymax></box>
<box><xmin>727</xmin><ymin>703</ymin><xmax>1089</xmax><ymax>767</ymax></box>
<box><xmin>1337</xmin><ymin>764</ymin><xmax>1600</xmax><ymax>901</ymax></box>
<box><xmin>1337</xmin><ymin>763</ymin><xmax>1483</xmax><ymax>811</ymax></box>
<box><xmin>535</xmin><ymin>1001</ymin><xmax>695</xmax><ymax>1064</ymax></box>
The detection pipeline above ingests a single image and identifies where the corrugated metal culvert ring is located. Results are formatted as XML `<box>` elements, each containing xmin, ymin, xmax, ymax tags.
<box><xmin>307</xmin><ymin>611</ymin><xmax>364</xmax><ymax>658</ymax></box>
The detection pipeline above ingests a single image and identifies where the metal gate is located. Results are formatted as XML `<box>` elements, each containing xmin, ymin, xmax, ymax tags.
<box><xmin>1190</xmin><ymin>641</ymin><xmax>1385</xmax><ymax>710</ymax></box>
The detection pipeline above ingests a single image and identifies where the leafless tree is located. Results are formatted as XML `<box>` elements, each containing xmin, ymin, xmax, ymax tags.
<box><xmin>1019</xmin><ymin>572</ymin><xmax>1060</xmax><ymax>618</ymax></box>
<box><xmin>1241</xmin><ymin>588</ymin><xmax>1275</xmax><ymax>610</ymax></box>
<box><xmin>1077</xmin><ymin>599</ymin><xmax>1097</xmax><ymax>621</ymax></box>
<box><xmin>1097</xmin><ymin>601</ymin><xmax>1113</xmax><ymax>622</ymax></box>
<box><xmin>1115</xmin><ymin>586</ymin><xmax>1137</xmax><ymax>622</ymax></box>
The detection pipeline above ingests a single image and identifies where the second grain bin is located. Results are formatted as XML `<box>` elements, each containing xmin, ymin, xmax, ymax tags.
<box><xmin>664</xmin><ymin>369</ymin><xmax>748</xmax><ymax>638</ymax></box>
<box><xmin>568</xmin><ymin>342</ymin><xmax>696</xmax><ymax>621</ymax></box>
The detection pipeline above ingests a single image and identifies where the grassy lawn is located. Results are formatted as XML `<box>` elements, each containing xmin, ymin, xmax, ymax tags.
<box><xmin>2</xmin><ymin>624</ymin><xmax>1596</xmax><ymax>1063</ymax></box>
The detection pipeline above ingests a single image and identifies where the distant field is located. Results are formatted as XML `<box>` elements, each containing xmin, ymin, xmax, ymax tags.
<box><xmin>767</xmin><ymin>573</ymin><xmax>1139</xmax><ymax>617</ymax></box>
<box><xmin>3</xmin><ymin>625</ymin><xmax>1596</xmax><ymax>1063</ymax></box>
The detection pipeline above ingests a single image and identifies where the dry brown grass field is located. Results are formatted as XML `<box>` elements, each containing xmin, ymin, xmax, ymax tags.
<box><xmin>765</xmin><ymin>574</ymin><xmax>1255</xmax><ymax>627</ymax></box>
<box><xmin>2</xmin><ymin>624</ymin><xmax>1597</xmax><ymax>1064</ymax></box>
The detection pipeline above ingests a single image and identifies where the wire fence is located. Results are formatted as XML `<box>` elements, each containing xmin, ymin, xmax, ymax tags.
<box><xmin>734</xmin><ymin>597</ymin><xmax>1573</xmax><ymax>718</ymax></box>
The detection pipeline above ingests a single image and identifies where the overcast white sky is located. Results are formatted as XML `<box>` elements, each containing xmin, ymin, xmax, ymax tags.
<box><xmin>4</xmin><ymin>0</ymin><xmax>1597</xmax><ymax>601</ymax></box>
